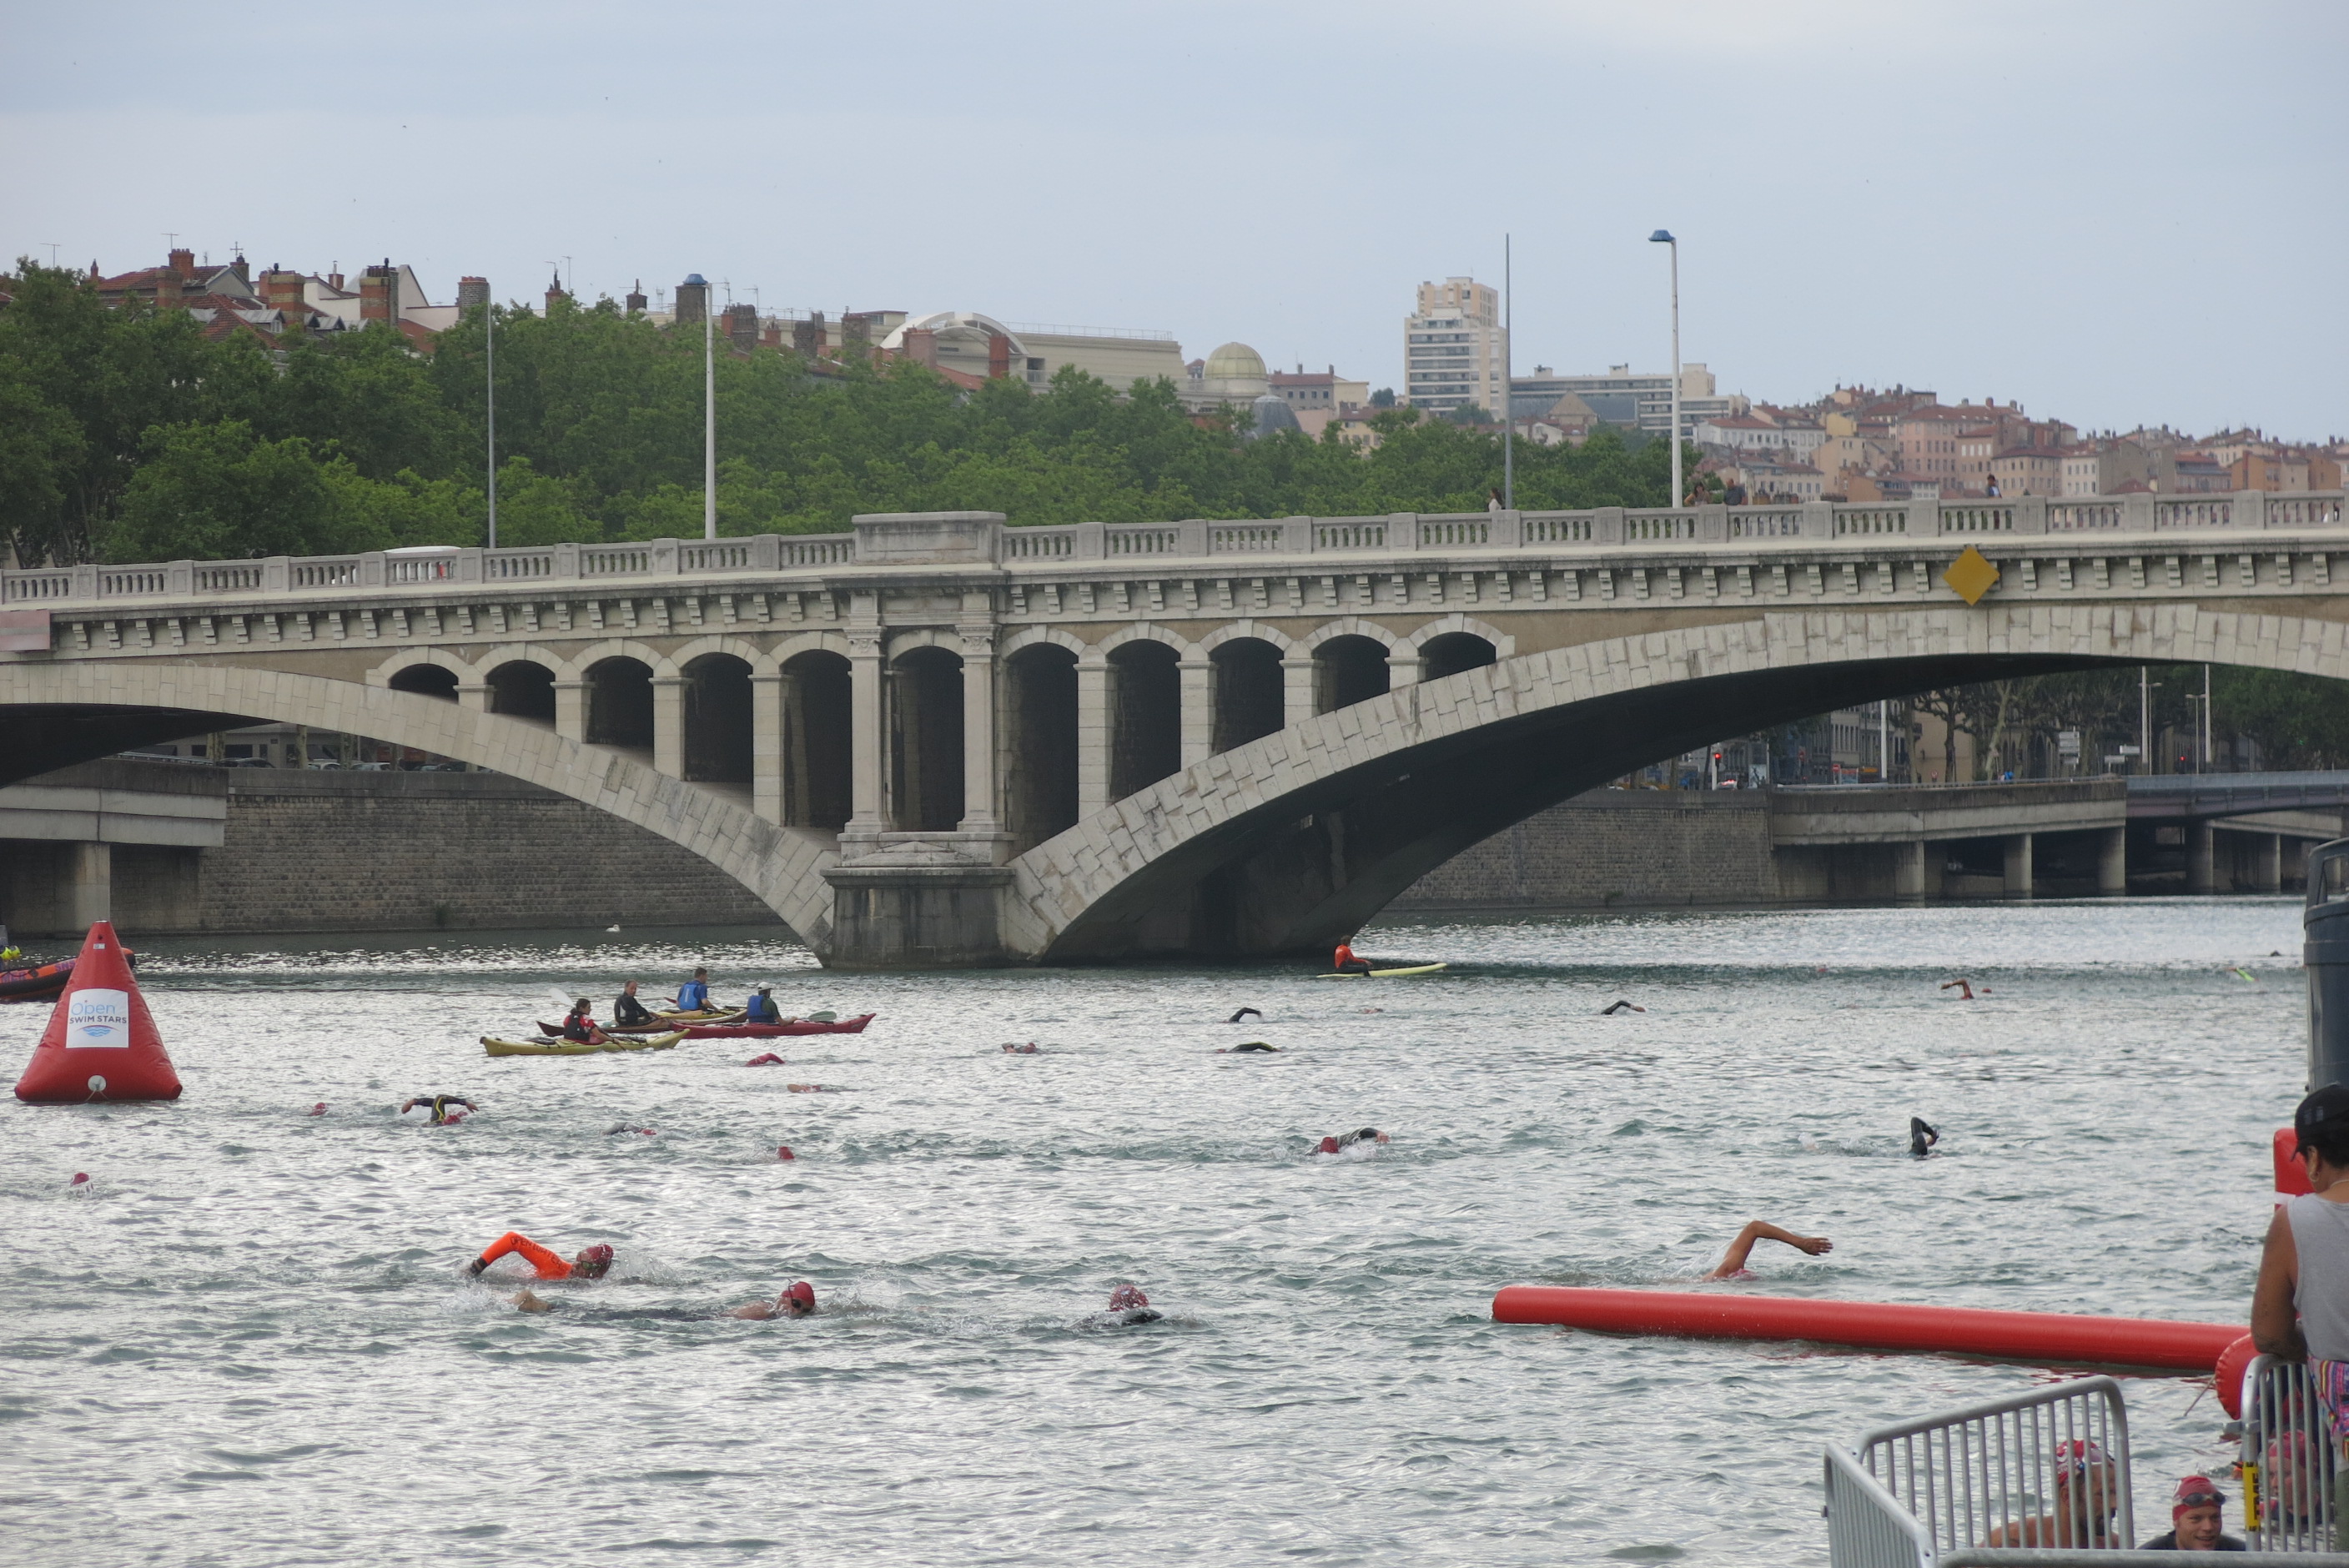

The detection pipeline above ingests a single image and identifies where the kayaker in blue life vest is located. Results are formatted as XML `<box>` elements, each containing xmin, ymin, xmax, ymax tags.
<box><xmin>612</xmin><ymin>980</ymin><xmax>654</xmax><ymax>1028</ymax></box>
<box><xmin>674</xmin><ymin>967</ymin><xmax>712</xmax><ymax>1012</ymax></box>
<box><xmin>743</xmin><ymin>984</ymin><xmax>782</xmax><ymax>1025</ymax></box>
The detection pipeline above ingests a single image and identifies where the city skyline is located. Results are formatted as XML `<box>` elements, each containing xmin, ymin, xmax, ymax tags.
<box><xmin>5</xmin><ymin>2</ymin><xmax>2344</xmax><ymax>442</ymax></box>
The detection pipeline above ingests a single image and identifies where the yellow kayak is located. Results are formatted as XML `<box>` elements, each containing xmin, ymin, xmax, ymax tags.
<box><xmin>1314</xmin><ymin>963</ymin><xmax>1449</xmax><ymax>978</ymax></box>
<box><xmin>482</xmin><ymin>1032</ymin><xmax>686</xmax><ymax>1058</ymax></box>
<box><xmin>652</xmin><ymin>1008</ymin><xmax>743</xmax><ymax>1024</ymax></box>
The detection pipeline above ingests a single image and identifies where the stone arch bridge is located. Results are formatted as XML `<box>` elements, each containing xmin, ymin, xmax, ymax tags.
<box><xmin>4</xmin><ymin>494</ymin><xmax>2345</xmax><ymax>966</ymax></box>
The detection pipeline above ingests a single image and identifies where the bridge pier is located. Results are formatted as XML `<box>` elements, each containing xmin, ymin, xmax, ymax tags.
<box><xmin>1893</xmin><ymin>841</ymin><xmax>1928</xmax><ymax>899</ymax></box>
<box><xmin>2098</xmin><ymin>827</ymin><xmax>2127</xmax><ymax>895</ymax></box>
<box><xmin>651</xmin><ymin>676</ymin><xmax>687</xmax><ymax>777</ymax></box>
<box><xmin>553</xmin><ymin>679</ymin><xmax>588</xmax><ymax>743</ymax></box>
<box><xmin>2002</xmin><ymin>833</ymin><xmax>2034</xmax><ymax>898</ymax></box>
<box><xmin>1281</xmin><ymin>656</ymin><xmax>1315</xmax><ymax>729</ymax></box>
<box><xmin>1178</xmin><ymin>656</ymin><xmax>1212</xmax><ymax>767</ymax></box>
<box><xmin>2188</xmin><ymin>821</ymin><xmax>2216</xmax><ymax>895</ymax></box>
<box><xmin>2257</xmin><ymin>832</ymin><xmax>2285</xmax><ymax>895</ymax></box>
<box><xmin>751</xmin><ymin>672</ymin><xmax>784</xmax><ymax>823</ymax></box>
<box><xmin>1075</xmin><ymin>659</ymin><xmax>1109</xmax><ymax>817</ymax></box>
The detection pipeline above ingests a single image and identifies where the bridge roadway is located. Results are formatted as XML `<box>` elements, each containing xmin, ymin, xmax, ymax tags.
<box><xmin>3</xmin><ymin>491</ymin><xmax>2346</xmax><ymax>966</ymax></box>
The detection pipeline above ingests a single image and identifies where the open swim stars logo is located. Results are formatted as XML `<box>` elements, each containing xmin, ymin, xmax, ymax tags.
<box><xmin>66</xmin><ymin>989</ymin><xmax>131</xmax><ymax>1048</ymax></box>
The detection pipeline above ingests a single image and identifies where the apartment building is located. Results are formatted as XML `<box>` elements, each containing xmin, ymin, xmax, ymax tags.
<box><xmin>1405</xmin><ymin>277</ymin><xmax>1506</xmax><ymax>415</ymax></box>
<box><xmin>1508</xmin><ymin>362</ymin><xmax>1736</xmax><ymax>438</ymax></box>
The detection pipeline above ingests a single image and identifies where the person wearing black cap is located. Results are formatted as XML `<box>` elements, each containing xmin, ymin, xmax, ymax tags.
<box><xmin>2254</xmin><ymin>1083</ymin><xmax>2349</xmax><ymax>1549</ymax></box>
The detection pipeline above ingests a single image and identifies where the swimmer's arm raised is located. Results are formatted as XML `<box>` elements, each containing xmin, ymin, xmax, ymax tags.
<box><xmin>1706</xmin><ymin>1220</ymin><xmax>1833</xmax><ymax>1279</ymax></box>
<box><xmin>2253</xmin><ymin>1206</ymin><xmax>2306</xmax><ymax>1359</ymax></box>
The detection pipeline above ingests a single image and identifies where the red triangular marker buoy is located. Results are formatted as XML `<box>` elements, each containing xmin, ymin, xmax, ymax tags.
<box><xmin>13</xmin><ymin>921</ymin><xmax>181</xmax><ymax>1103</ymax></box>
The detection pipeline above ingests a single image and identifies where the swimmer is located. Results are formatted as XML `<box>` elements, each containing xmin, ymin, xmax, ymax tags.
<box><xmin>1228</xmin><ymin>1007</ymin><xmax>1263</xmax><ymax>1023</ymax></box>
<box><xmin>559</xmin><ymin>999</ymin><xmax>607</xmax><ymax>1045</ymax></box>
<box><xmin>776</xmin><ymin>1145</ymin><xmax>795</xmax><ymax>1161</ymax></box>
<box><xmin>1600</xmin><ymin>1000</ymin><xmax>1645</xmax><ymax>1015</ymax></box>
<box><xmin>787</xmin><ymin>1083</ymin><xmax>822</xmax><ymax>1093</ymax></box>
<box><xmin>1001</xmin><ymin>1043</ymin><xmax>1039</xmax><ymax>1054</ymax></box>
<box><xmin>467</xmin><ymin>1233</ymin><xmax>616</xmax><ymax>1281</ymax></box>
<box><xmin>1218</xmin><ymin>1042</ymin><xmax>1280</xmax><ymax>1054</ymax></box>
<box><xmin>1939</xmin><ymin>978</ymin><xmax>1979</xmax><ymax>999</ymax></box>
<box><xmin>400</xmin><ymin>1093</ymin><xmax>477</xmax><ymax>1124</ymax></box>
<box><xmin>1703</xmin><ymin>1220</ymin><xmax>1833</xmax><ymax>1280</ymax></box>
<box><xmin>1313</xmin><ymin>1128</ymin><xmax>1390</xmax><ymax>1154</ymax></box>
<box><xmin>68</xmin><ymin>1172</ymin><xmax>89</xmax><ymax>1186</ymax></box>
<box><xmin>604</xmin><ymin>1123</ymin><xmax>656</xmax><ymax>1136</ymax></box>
<box><xmin>1102</xmin><ymin>1284</ymin><xmax>1161</xmax><ymax>1326</ymax></box>
<box><xmin>309</xmin><ymin>1102</ymin><xmax>327</xmax><ymax>1116</ymax></box>
<box><xmin>1909</xmin><ymin>1117</ymin><xmax>1939</xmax><ymax>1158</ymax></box>
<box><xmin>728</xmin><ymin>1280</ymin><xmax>817</xmax><ymax>1320</ymax></box>
<box><xmin>745</xmin><ymin>1052</ymin><xmax>787</xmax><ymax>1067</ymax></box>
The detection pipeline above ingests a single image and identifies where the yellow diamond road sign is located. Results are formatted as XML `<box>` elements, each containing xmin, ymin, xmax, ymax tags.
<box><xmin>1942</xmin><ymin>545</ymin><xmax>2000</xmax><ymax>606</ymax></box>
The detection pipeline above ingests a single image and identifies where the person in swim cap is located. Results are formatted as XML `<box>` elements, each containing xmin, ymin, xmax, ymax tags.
<box><xmin>1001</xmin><ymin>1042</ymin><xmax>1039</xmax><ymax>1054</ymax></box>
<box><xmin>2137</xmin><ymin>1474</ymin><xmax>2245</xmax><ymax>1551</ymax></box>
<box><xmin>1219</xmin><ymin>1042</ymin><xmax>1280</xmax><ymax>1053</ymax></box>
<box><xmin>1105</xmin><ymin>1284</ymin><xmax>1161</xmax><ymax>1325</ymax></box>
<box><xmin>468</xmin><ymin>1233</ymin><xmax>615</xmax><ymax>1282</ymax></box>
<box><xmin>1313</xmin><ymin>1128</ymin><xmax>1390</xmax><ymax>1153</ymax></box>
<box><xmin>1986</xmin><ymin>1439</ymin><xmax>2120</xmax><ymax>1548</ymax></box>
<box><xmin>745</xmin><ymin>1052</ymin><xmax>787</xmax><ymax>1067</ymax></box>
<box><xmin>400</xmin><ymin>1093</ymin><xmax>477</xmax><ymax>1124</ymax></box>
<box><xmin>729</xmin><ymin>1280</ymin><xmax>817</xmax><ymax>1319</ymax></box>
<box><xmin>1703</xmin><ymin>1220</ymin><xmax>1833</xmax><ymax>1280</ymax></box>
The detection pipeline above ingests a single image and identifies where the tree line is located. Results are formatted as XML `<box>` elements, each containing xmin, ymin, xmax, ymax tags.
<box><xmin>0</xmin><ymin>262</ymin><xmax>1682</xmax><ymax>568</ymax></box>
<box><xmin>1908</xmin><ymin>666</ymin><xmax>2349</xmax><ymax>776</ymax></box>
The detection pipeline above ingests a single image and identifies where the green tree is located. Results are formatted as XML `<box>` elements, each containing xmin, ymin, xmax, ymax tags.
<box><xmin>103</xmin><ymin>420</ymin><xmax>373</xmax><ymax>561</ymax></box>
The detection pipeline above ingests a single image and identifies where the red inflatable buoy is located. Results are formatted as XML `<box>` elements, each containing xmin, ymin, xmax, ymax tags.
<box><xmin>13</xmin><ymin>922</ymin><xmax>180</xmax><ymax>1103</ymax></box>
<box><xmin>2276</xmin><ymin>1127</ymin><xmax>2315</xmax><ymax>1206</ymax></box>
<box><xmin>2216</xmin><ymin>1332</ymin><xmax>2258</xmax><ymax>1419</ymax></box>
<box><xmin>1491</xmin><ymin>1286</ymin><xmax>2241</xmax><ymax>1372</ymax></box>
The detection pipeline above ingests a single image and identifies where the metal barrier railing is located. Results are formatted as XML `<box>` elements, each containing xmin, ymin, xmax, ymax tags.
<box><xmin>2239</xmin><ymin>1354</ymin><xmax>2341</xmax><ymax>1551</ymax></box>
<box><xmin>1854</xmin><ymin>1378</ymin><xmax>2135</xmax><ymax>1555</ymax></box>
<box><xmin>1826</xmin><ymin>1444</ymin><xmax>1935</xmax><ymax>1568</ymax></box>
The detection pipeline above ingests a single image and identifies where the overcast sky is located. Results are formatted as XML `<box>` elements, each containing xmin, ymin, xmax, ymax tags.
<box><xmin>6</xmin><ymin>1</ymin><xmax>2342</xmax><ymax>440</ymax></box>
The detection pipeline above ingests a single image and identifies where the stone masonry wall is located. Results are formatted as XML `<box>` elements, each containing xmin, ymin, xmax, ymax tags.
<box><xmin>1390</xmin><ymin>792</ymin><xmax>1778</xmax><ymax>912</ymax></box>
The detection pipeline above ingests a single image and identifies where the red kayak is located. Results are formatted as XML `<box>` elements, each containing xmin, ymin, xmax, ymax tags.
<box><xmin>536</xmin><ymin>1013</ymin><xmax>874</xmax><ymax>1040</ymax></box>
<box><xmin>0</xmin><ymin>958</ymin><xmax>74</xmax><ymax>1003</ymax></box>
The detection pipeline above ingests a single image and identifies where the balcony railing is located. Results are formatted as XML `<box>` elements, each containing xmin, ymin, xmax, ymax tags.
<box><xmin>4</xmin><ymin>490</ymin><xmax>2343</xmax><ymax>610</ymax></box>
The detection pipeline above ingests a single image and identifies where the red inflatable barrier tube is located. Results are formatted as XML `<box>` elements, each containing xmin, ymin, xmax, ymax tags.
<box><xmin>1491</xmin><ymin>1286</ymin><xmax>2243</xmax><ymax>1373</ymax></box>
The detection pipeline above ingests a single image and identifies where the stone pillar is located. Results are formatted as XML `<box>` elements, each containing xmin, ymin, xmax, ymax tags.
<box><xmin>1178</xmin><ymin>656</ymin><xmax>1212</xmax><ymax>769</ymax></box>
<box><xmin>1386</xmin><ymin>652</ymin><xmax>1424</xmax><ymax>689</ymax></box>
<box><xmin>750</xmin><ymin>672</ymin><xmax>783</xmax><ymax>825</ymax></box>
<box><xmin>66</xmin><ymin>842</ymin><xmax>110</xmax><ymax>930</ymax></box>
<box><xmin>2188</xmin><ymin>820</ymin><xmax>2216</xmax><ymax>894</ymax></box>
<box><xmin>1282</xmin><ymin>656</ymin><xmax>1317</xmax><ymax>727</ymax></box>
<box><xmin>2003</xmin><ymin>833</ymin><xmax>2033</xmax><ymax>897</ymax></box>
<box><xmin>1077</xmin><ymin>658</ymin><xmax>1110</xmax><ymax>816</ymax></box>
<box><xmin>1894</xmin><ymin>840</ymin><xmax>1928</xmax><ymax>900</ymax></box>
<box><xmin>553</xmin><ymin>680</ymin><xmax>588</xmax><ymax>742</ymax></box>
<box><xmin>651</xmin><ymin>675</ymin><xmax>687</xmax><ymax>776</ymax></box>
<box><xmin>455</xmin><ymin>682</ymin><xmax>490</xmax><ymax>713</ymax></box>
<box><xmin>958</xmin><ymin>625</ymin><xmax>1003</xmax><ymax>842</ymax></box>
<box><xmin>844</xmin><ymin>621</ymin><xmax>887</xmax><ymax>855</ymax></box>
<box><xmin>2259</xmin><ymin>833</ymin><xmax>2285</xmax><ymax>895</ymax></box>
<box><xmin>2098</xmin><ymin>826</ymin><xmax>2127</xmax><ymax>895</ymax></box>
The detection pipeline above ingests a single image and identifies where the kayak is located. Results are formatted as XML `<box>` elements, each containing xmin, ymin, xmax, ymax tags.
<box><xmin>482</xmin><ymin>1032</ymin><xmax>686</xmax><ymax>1058</ymax></box>
<box><xmin>537</xmin><ymin>1013</ymin><xmax>873</xmax><ymax>1039</ymax></box>
<box><xmin>1315</xmin><ymin>962</ymin><xmax>1449</xmax><ymax>978</ymax></box>
<box><xmin>654</xmin><ymin>1007</ymin><xmax>742</xmax><ymax>1024</ymax></box>
<box><xmin>0</xmin><ymin>958</ymin><xmax>74</xmax><ymax>1003</ymax></box>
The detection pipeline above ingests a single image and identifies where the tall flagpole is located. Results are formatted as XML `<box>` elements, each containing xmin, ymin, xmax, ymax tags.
<box><xmin>704</xmin><ymin>299</ymin><xmax>717</xmax><ymax>540</ymax></box>
<box><xmin>1501</xmin><ymin>234</ymin><xmax>1514</xmax><ymax>510</ymax></box>
<box><xmin>485</xmin><ymin>302</ymin><xmax>496</xmax><ymax>550</ymax></box>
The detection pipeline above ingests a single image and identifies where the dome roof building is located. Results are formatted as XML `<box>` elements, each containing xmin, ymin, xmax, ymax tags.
<box><xmin>1183</xmin><ymin>339</ymin><xmax>1270</xmax><ymax>410</ymax></box>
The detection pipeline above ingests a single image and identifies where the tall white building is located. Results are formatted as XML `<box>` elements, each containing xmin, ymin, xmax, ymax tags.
<box><xmin>1405</xmin><ymin>278</ymin><xmax>1506</xmax><ymax>416</ymax></box>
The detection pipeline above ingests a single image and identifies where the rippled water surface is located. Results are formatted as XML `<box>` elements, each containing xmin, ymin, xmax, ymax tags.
<box><xmin>0</xmin><ymin>899</ymin><xmax>2309</xmax><ymax>1565</ymax></box>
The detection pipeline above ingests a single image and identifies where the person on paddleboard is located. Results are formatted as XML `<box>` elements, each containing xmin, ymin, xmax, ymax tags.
<box><xmin>400</xmin><ymin>1093</ymin><xmax>476</xmax><ymax>1124</ymax></box>
<box><xmin>1332</xmin><ymin>937</ymin><xmax>1372</xmax><ymax>975</ymax></box>
<box><xmin>560</xmin><ymin>1000</ymin><xmax>607</xmax><ymax>1045</ymax></box>
<box><xmin>612</xmin><ymin>980</ymin><xmax>654</xmax><ymax>1028</ymax></box>
<box><xmin>1703</xmin><ymin>1221</ymin><xmax>1833</xmax><ymax>1280</ymax></box>
<box><xmin>674</xmin><ymin>967</ymin><xmax>713</xmax><ymax>1012</ymax></box>
<box><xmin>470</xmin><ymin>1233</ymin><xmax>616</xmax><ymax>1282</ymax></box>
<box><xmin>743</xmin><ymin>984</ymin><xmax>783</xmax><ymax>1026</ymax></box>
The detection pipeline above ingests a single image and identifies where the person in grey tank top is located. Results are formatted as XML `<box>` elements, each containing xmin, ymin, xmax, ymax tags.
<box><xmin>2253</xmin><ymin>1084</ymin><xmax>2349</xmax><ymax>1549</ymax></box>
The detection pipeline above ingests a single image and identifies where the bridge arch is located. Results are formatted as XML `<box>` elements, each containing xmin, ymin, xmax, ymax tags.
<box><xmin>1002</xmin><ymin>601</ymin><xmax>2321</xmax><ymax>962</ymax></box>
<box><xmin>557</xmin><ymin>638</ymin><xmax>679</xmax><ymax>681</ymax></box>
<box><xmin>1402</xmin><ymin>614</ymin><xmax>1516</xmax><ymax>663</ymax></box>
<box><xmin>1</xmin><ymin>658</ymin><xmax>835</xmax><ymax>940</ymax></box>
<box><xmin>665</xmin><ymin>634</ymin><xmax>779</xmax><ymax>677</ymax></box>
<box><xmin>369</xmin><ymin>646</ymin><xmax>471</xmax><ymax>698</ymax></box>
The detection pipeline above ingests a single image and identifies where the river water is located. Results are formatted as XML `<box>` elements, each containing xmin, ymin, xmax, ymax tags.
<box><xmin>0</xmin><ymin>899</ymin><xmax>2308</xmax><ymax>1565</ymax></box>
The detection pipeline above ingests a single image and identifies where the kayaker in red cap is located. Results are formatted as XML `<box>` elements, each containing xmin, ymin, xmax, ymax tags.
<box><xmin>469</xmin><ymin>1232</ymin><xmax>615</xmax><ymax>1282</ymax></box>
<box><xmin>729</xmin><ymin>1281</ymin><xmax>817</xmax><ymax>1319</ymax></box>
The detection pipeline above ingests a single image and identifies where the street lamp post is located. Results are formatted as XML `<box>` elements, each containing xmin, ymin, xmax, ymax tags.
<box><xmin>704</xmin><ymin>294</ymin><xmax>717</xmax><ymax>540</ymax></box>
<box><xmin>485</xmin><ymin>300</ymin><xmax>496</xmax><ymax>550</ymax></box>
<box><xmin>1649</xmin><ymin>229</ymin><xmax>1681</xmax><ymax>507</ymax></box>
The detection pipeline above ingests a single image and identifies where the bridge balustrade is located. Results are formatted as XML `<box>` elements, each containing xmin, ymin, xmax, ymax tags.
<box><xmin>8</xmin><ymin>489</ymin><xmax>2346</xmax><ymax>611</ymax></box>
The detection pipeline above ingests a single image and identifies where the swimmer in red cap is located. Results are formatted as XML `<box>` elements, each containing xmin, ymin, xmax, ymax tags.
<box><xmin>728</xmin><ymin>1280</ymin><xmax>817</xmax><ymax>1319</ymax></box>
<box><xmin>1703</xmin><ymin>1220</ymin><xmax>1833</xmax><ymax>1280</ymax></box>
<box><xmin>746</xmin><ymin>1052</ymin><xmax>786</xmax><ymax>1067</ymax></box>
<box><xmin>1104</xmin><ymin>1284</ymin><xmax>1161</xmax><ymax>1326</ymax></box>
<box><xmin>468</xmin><ymin>1232</ymin><xmax>615</xmax><ymax>1282</ymax></box>
<box><xmin>1311</xmin><ymin>1128</ymin><xmax>1390</xmax><ymax>1154</ymax></box>
<box><xmin>2136</xmin><ymin>1475</ymin><xmax>2243</xmax><ymax>1552</ymax></box>
<box><xmin>1001</xmin><ymin>1043</ymin><xmax>1039</xmax><ymax>1054</ymax></box>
